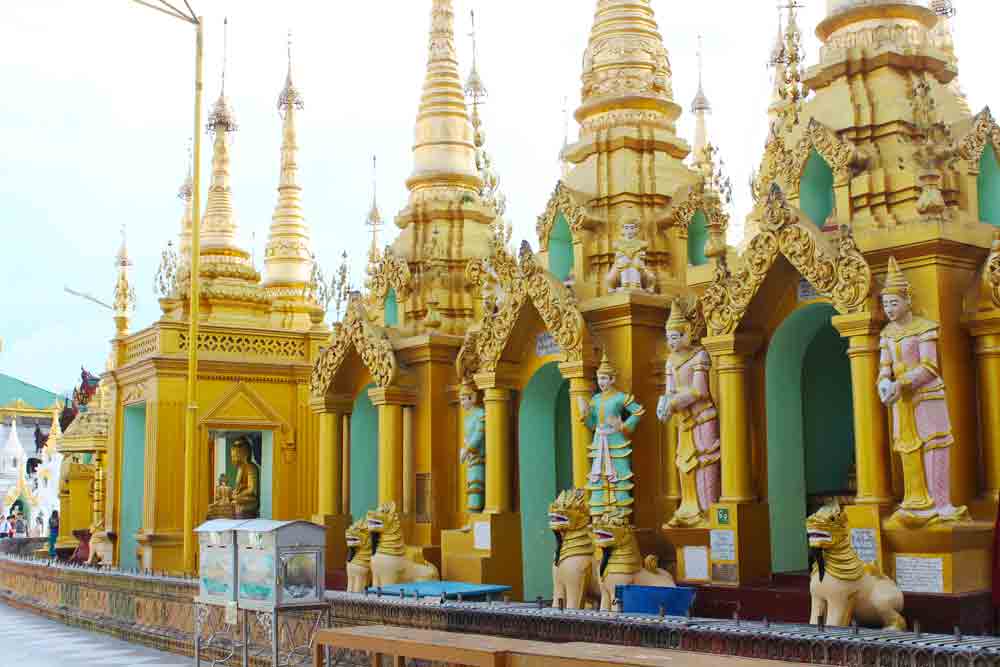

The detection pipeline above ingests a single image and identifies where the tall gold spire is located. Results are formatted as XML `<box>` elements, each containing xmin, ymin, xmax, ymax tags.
<box><xmin>691</xmin><ymin>35</ymin><xmax>711</xmax><ymax>169</ymax></box>
<box><xmin>407</xmin><ymin>0</ymin><xmax>480</xmax><ymax>194</ymax></box>
<box><xmin>366</xmin><ymin>155</ymin><xmax>383</xmax><ymax>263</ymax></box>
<box><xmin>264</xmin><ymin>30</ymin><xmax>313</xmax><ymax>293</ymax></box>
<box><xmin>768</xmin><ymin>9</ymin><xmax>787</xmax><ymax>118</ymax></box>
<box><xmin>178</xmin><ymin>146</ymin><xmax>194</xmax><ymax>259</ymax></box>
<box><xmin>465</xmin><ymin>9</ymin><xmax>506</xmax><ymax>219</ymax></box>
<box><xmin>577</xmin><ymin>0</ymin><xmax>678</xmax><ymax>127</ymax></box>
<box><xmin>112</xmin><ymin>226</ymin><xmax>136</xmax><ymax>335</ymax></box>
<box><xmin>202</xmin><ymin>18</ymin><xmax>242</xmax><ymax>255</ymax></box>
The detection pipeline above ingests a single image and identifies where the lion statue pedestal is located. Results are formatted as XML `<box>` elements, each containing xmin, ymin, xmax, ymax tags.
<box><xmin>366</xmin><ymin>502</ymin><xmax>439</xmax><ymax>587</ymax></box>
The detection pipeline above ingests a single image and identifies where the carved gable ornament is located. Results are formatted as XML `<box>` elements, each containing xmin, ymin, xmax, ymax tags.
<box><xmin>461</xmin><ymin>242</ymin><xmax>586</xmax><ymax>375</ymax></box>
<box><xmin>957</xmin><ymin>107</ymin><xmax>1000</xmax><ymax>164</ymax></box>
<box><xmin>536</xmin><ymin>182</ymin><xmax>596</xmax><ymax>251</ymax></box>
<box><xmin>701</xmin><ymin>184</ymin><xmax>872</xmax><ymax>337</ymax></box>
<box><xmin>365</xmin><ymin>246</ymin><xmax>413</xmax><ymax>307</ymax></box>
<box><xmin>310</xmin><ymin>295</ymin><xmax>398</xmax><ymax>399</ymax></box>
<box><xmin>753</xmin><ymin>118</ymin><xmax>870</xmax><ymax>201</ymax></box>
<box><xmin>202</xmin><ymin>382</ymin><xmax>290</xmax><ymax>434</ymax></box>
<box><xmin>660</xmin><ymin>179</ymin><xmax>729</xmax><ymax>233</ymax></box>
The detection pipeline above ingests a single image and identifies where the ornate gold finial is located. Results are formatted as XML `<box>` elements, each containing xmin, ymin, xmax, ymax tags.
<box><xmin>463</xmin><ymin>11</ymin><xmax>506</xmax><ymax>219</ymax></box>
<box><xmin>206</xmin><ymin>18</ymin><xmax>238</xmax><ymax>134</ymax></box>
<box><xmin>278</xmin><ymin>29</ymin><xmax>304</xmax><ymax>115</ymax></box>
<box><xmin>881</xmin><ymin>257</ymin><xmax>912</xmax><ymax>300</ymax></box>
<box><xmin>691</xmin><ymin>34</ymin><xmax>711</xmax><ymax>115</ymax></box>
<box><xmin>113</xmin><ymin>225</ymin><xmax>137</xmax><ymax>320</ymax></box>
<box><xmin>778</xmin><ymin>1</ymin><xmax>805</xmax><ymax>125</ymax></box>
<box><xmin>666</xmin><ymin>299</ymin><xmax>691</xmax><ymax>333</ymax></box>
<box><xmin>366</xmin><ymin>155</ymin><xmax>383</xmax><ymax>263</ymax></box>
<box><xmin>597</xmin><ymin>351</ymin><xmax>617</xmax><ymax>377</ymax></box>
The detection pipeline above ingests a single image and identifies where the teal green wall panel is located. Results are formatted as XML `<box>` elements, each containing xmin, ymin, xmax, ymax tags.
<box><xmin>979</xmin><ymin>144</ymin><xmax>1000</xmax><ymax>227</ymax></box>
<box><xmin>384</xmin><ymin>288</ymin><xmax>399</xmax><ymax>327</ymax></box>
<box><xmin>548</xmin><ymin>213</ymin><xmax>574</xmax><ymax>281</ymax></box>
<box><xmin>802</xmin><ymin>326</ymin><xmax>855</xmax><ymax>496</ymax></box>
<box><xmin>120</xmin><ymin>403</ymin><xmax>147</xmax><ymax>570</ymax></box>
<box><xmin>350</xmin><ymin>385</ymin><xmax>379</xmax><ymax>521</ymax></box>
<box><xmin>517</xmin><ymin>362</ymin><xmax>571</xmax><ymax>601</ymax></box>
<box><xmin>765</xmin><ymin>303</ymin><xmax>852</xmax><ymax>573</ymax></box>
<box><xmin>687</xmin><ymin>211</ymin><xmax>709</xmax><ymax>266</ymax></box>
<box><xmin>800</xmin><ymin>150</ymin><xmax>835</xmax><ymax>228</ymax></box>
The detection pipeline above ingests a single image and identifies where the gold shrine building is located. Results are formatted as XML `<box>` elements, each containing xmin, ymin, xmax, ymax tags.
<box><xmin>68</xmin><ymin>0</ymin><xmax>1000</xmax><ymax>614</ymax></box>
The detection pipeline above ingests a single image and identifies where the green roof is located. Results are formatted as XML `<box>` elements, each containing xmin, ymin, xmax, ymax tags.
<box><xmin>0</xmin><ymin>373</ymin><xmax>60</xmax><ymax>410</ymax></box>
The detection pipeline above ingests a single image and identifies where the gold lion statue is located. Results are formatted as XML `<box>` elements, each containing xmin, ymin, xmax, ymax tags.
<box><xmin>366</xmin><ymin>502</ymin><xmax>439</xmax><ymax>587</ymax></box>
<box><xmin>549</xmin><ymin>489</ymin><xmax>600</xmax><ymax>609</ymax></box>
<box><xmin>591</xmin><ymin>509</ymin><xmax>675</xmax><ymax>611</ymax></box>
<box><xmin>345</xmin><ymin>518</ymin><xmax>373</xmax><ymax>593</ymax></box>
<box><xmin>807</xmin><ymin>502</ymin><xmax>905</xmax><ymax>630</ymax></box>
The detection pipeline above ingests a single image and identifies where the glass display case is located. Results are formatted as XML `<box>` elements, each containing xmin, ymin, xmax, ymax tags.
<box><xmin>235</xmin><ymin>519</ymin><xmax>325</xmax><ymax>611</ymax></box>
<box><xmin>195</xmin><ymin>519</ymin><xmax>248</xmax><ymax>606</ymax></box>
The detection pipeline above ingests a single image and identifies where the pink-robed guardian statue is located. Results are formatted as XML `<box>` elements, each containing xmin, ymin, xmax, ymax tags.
<box><xmin>657</xmin><ymin>299</ymin><xmax>720</xmax><ymax>528</ymax></box>
<box><xmin>878</xmin><ymin>257</ymin><xmax>969</xmax><ymax>528</ymax></box>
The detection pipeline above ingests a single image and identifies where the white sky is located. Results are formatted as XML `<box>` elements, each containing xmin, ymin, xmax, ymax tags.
<box><xmin>1</xmin><ymin>0</ymin><xmax>997</xmax><ymax>393</ymax></box>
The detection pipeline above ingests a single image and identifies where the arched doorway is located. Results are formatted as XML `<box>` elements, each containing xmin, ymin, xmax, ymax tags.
<box><xmin>548</xmin><ymin>213</ymin><xmax>574</xmax><ymax>281</ymax></box>
<box><xmin>800</xmin><ymin>149</ymin><xmax>835</xmax><ymax>228</ymax></box>
<box><xmin>517</xmin><ymin>362</ymin><xmax>573</xmax><ymax>600</ymax></box>
<box><xmin>688</xmin><ymin>210</ymin><xmax>709</xmax><ymax>266</ymax></box>
<box><xmin>766</xmin><ymin>302</ymin><xmax>855</xmax><ymax>573</ymax></box>
<box><xmin>349</xmin><ymin>384</ymin><xmax>378</xmax><ymax>520</ymax></box>
<box><xmin>979</xmin><ymin>144</ymin><xmax>1000</xmax><ymax>227</ymax></box>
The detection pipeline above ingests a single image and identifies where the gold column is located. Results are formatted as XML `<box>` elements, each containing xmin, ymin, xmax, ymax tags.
<box><xmin>833</xmin><ymin>313</ymin><xmax>893</xmax><ymax>504</ymax></box>
<box><xmin>560</xmin><ymin>361</ymin><xmax>595</xmax><ymax>489</ymax></box>
<box><xmin>703</xmin><ymin>334</ymin><xmax>760</xmax><ymax>503</ymax></box>
<box><xmin>977</xmin><ymin>333</ymin><xmax>1000</xmax><ymax>498</ymax></box>
<box><xmin>483</xmin><ymin>387</ymin><xmax>513</xmax><ymax>514</ymax></box>
<box><xmin>92</xmin><ymin>451</ymin><xmax>105</xmax><ymax>529</ymax></box>
<box><xmin>342</xmin><ymin>413</ymin><xmax>351</xmax><ymax>515</ymax></box>
<box><xmin>369</xmin><ymin>387</ymin><xmax>415</xmax><ymax>507</ymax></box>
<box><xmin>403</xmin><ymin>406</ymin><xmax>415</xmax><ymax>515</ymax></box>
<box><xmin>316</xmin><ymin>411</ymin><xmax>343</xmax><ymax>516</ymax></box>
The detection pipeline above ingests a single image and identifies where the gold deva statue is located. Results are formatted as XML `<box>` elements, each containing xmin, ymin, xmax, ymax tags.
<box><xmin>207</xmin><ymin>437</ymin><xmax>261</xmax><ymax>520</ymax></box>
<box><xmin>606</xmin><ymin>219</ymin><xmax>655</xmax><ymax>293</ymax></box>
<box><xmin>877</xmin><ymin>258</ymin><xmax>968</xmax><ymax>528</ymax></box>
<box><xmin>658</xmin><ymin>299</ymin><xmax>720</xmax><ymax>528</ymax></box>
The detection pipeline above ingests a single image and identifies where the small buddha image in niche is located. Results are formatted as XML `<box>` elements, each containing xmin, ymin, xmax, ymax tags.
<box><xmin>207</xmin><ymin>434</ymin><xmax>262</xmax><ymax>520</ymax></box>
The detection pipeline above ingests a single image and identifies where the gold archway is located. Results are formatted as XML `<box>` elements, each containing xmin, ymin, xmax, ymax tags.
<box><xmin>701</xmin><ymin>184</ymin><xmax>872</xmax><ymax>337</ymax></box>
<box><xmin>535</xmin><ymin>182</ymin><xmax>597</xmax><ymax>251</ymax></box>
<box><xmin>310</xmin><ymin>295</ymin><xmax>397</xmax><ymax>399</ymax></box>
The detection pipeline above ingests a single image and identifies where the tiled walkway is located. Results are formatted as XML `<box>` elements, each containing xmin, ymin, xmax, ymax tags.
<box><xmin>0</xmin><ymin>600</ymin><xmax>190</xmax><ymax>666</ymax></box>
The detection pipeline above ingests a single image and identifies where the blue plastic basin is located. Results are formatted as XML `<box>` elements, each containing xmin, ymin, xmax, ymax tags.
<box><xmin>615</xmin><ymin>584</ymin><xmax>697</xmax><ymax>616</ymax></box>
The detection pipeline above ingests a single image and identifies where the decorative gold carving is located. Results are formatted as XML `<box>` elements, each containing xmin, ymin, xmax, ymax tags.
<box><xmin>121</xmin><ymin>381</ymin><xmax>149</xmax><ymax>405</ymax></box>
<box><xmin>310</xmin><ymin>294</ymin><xmax>397</xmax><ymax>398</ymax></box>
<box><xmin>701</xmin><ymin>185</ymin><xmax>871</xmax><ymax>336</ymax></box>
<box><xmin>467</xmin><ymin>241</ymin><xmax>586</xmax><ymax>374</ymax></box>
<box><xmin>124</xmin><ymin>332</ymin><xmax>159</xmax><ymax>364</ymax></box>
<box><xmin>986</xmin><ymin>233</ymin><xmax>1000</xmax><ymax>308</ymax></box>
<box><xmin>366</xmin><ymin>246</ymin><xmax>413</xmax><ymax>306</ymax></box>
<box><xmin>806</xmin><ymin>118</ymin><xmax>869</xmax><ymax>182</ymax></box>
<box><xmin>957</xmin><ymin>107</ymin><xmax>998</xmax><ymax>163</ymax></box>
<box><xmin>179</xmin><ymin>332</ymin><xmax>306</xmax><ymax>359</ymax></box>
<box><xmin>536</xmin><ymin>182</ymin><xmax>592</xmax><ymax>251</ymax></box>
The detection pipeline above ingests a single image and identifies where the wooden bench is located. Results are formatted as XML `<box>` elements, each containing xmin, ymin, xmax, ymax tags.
<box><xmin>313</xmin><ymin>625</ymin><xmax>819</xmax><ymax>667</ymax></box>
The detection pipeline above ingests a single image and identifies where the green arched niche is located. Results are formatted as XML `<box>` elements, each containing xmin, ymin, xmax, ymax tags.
<box><xmin>518</xmin><ymin>362</ymin><xmax>573</xmax><ymax>601</ymax></box>
<box><xmin>800</xmin><ymin>149</ymin><xmax>835</xmax><ymax>228</ymax></box>
<box><xmin>687</xmin><ymin>210</ymin><xmax>709</xmax><ymax>266</ymax></box>
<box><xmin>384</xmin><ymin>288</ymin><xmax>399</xmax><ymax>327</ymax></box>
<box><xmin>119</xmin><ymin>402</ymin><xmax>146</xmax><ymax>570</ymax></box>
<box><xmin>548</xmin><ymin>212</ymin><xmax>574</xmax><ymax>281</ymax></box>
<box><xmin>350</xmin><ymin>384</ymin><xmax>379</xmax><ymax>520</ymax></box>
<box><xmin>766</xmin><ymin>302</ymin><xmax>854</xmax><ymax>573</ymax></box>
<box><xmin>979</xmin><ymin>144</ymin><xmax>1000</xmax><ymax>227</ymax></box>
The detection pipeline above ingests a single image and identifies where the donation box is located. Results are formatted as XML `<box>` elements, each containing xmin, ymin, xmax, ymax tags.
<box><xmin>195</xmin><ymin>519</ymin><xmax>248</xmax><ymax>606</ymax></box>
<box><xmin>235</xmin><ymin>519</ymin><xmax>326</xmax><ymax>611</ymax></box>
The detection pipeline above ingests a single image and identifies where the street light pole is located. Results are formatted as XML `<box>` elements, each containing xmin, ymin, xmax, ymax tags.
<box><xmin>130</xmin><ymin>0</ymin><xmax>203</xmax><ymax>573</ymax></box>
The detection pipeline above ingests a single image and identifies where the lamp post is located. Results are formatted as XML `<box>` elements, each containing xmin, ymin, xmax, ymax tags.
<box><xmin>130</xmin><ymin>0</ymin><xmax>203</xmax><ymax>573</ymax></box>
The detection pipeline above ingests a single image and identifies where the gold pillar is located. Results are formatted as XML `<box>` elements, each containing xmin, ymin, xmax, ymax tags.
<box><xmin>342</xmin><ymin>413</ymin><xmax>351</xmax><ymax>515</ymax></box>
<box><xmin>833</xmin><ymin>313</ymin><xmax>893</xmax><ymax>504</ymax></box>
<box><xmin>703</xmin><ymin>334</ymin><xmax>761</xmax><ymax>503</ymax></box>
<box><xmin>403</xmin><ymin>406</ymin><xmax>415</xmax><ymax>515</ymax></box>
<box><xmin>483</xmin><ymin>387</ymin><xmax>512</xmax><ymax>514</ymax></box>
<box><xmin>560</xmin><ymin>361</ymin><xmax>595</xmax><ymax>489</ymax></box>
<box><xmin>92</xmin><ymin>451</ymin><xmax>105</xmax><ymax>529</ymax></box>
<box><xmin>967</xmin><ymin>308</ymin><xmax>1000</xmax><ymax>501</ymax></box>
<box><xmin>369</xmin><ymin>387</ymin><xmax>415</xmax><ymax>507</ymax></box>
<box><xmin>317</xmin><ymin>412</ymin><xmax>343</xmax><ymax>516</ymax></box>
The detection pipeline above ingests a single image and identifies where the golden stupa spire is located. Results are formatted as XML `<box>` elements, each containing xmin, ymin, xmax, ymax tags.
<box><xmin>112</xmin><ymin>225</ymin><xmax>136</xmax><ymax>334</ymax></box>
<box><xmin>201</xmin><ymin>17</ymin><xmax>242</xmax><ymax>254</ymax></box>
<box><xmin>577</xmin><ymin>0</ymin><xmax>678</xmax><ymax>126</ymax></box>
<box><xmin>407</xmin><ymin>0</ymin><xmax>480</xmax><ymax>194</ymax></box>
<box><xmin>264</xmin><ymin>29</ymin><xmax>313</xmax><ymax>294</ymax></box>
<box><xmin>768</xmin><ymin>8</ymin><xmax>787</xmax><ymax>118</ymax></box>
<box><xmin>366</xmin><ymin>155</ymin><xmax>383</xmax><ymax>263</ymax></box>
<box><xmin>178</xmin><ymin>141</ymin><xmax>194</xmax><ymax>259</ymax></box>
<box><xmin>691</xmin><ymin>34</ymin><xmax>711</xmax><ymax>168</ymax></box>
<box><xmin>465</xmin><ymin>9</ymin><xmax>506</xmax><ymax>219</ymax></box>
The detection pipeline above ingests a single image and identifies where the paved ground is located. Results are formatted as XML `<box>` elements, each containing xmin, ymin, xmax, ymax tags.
<box><xmin>0</xmin><ymin>600</ymin><xmax>190</xmax><ymax>666</ymax></box>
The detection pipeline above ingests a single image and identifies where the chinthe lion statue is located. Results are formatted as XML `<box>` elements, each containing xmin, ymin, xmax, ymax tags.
<box><xmin>807</xmin><ymin>503</ymin><xmax>905</xmax><ymax>630</ymax></box>
<box><xmin>367</xmin><ymin>502</ymin><xmax>439</xmax><ymax>587</ymax></box>
<box><xmin>345</xmin><ymin>518</ymin><xmax>372</xmax><ymax>593</ymax></box>
<box><xmin>549</xmin><ymin>489</ymin><xmax>600</xmax><ymax>609</ymax></box>
<box><xmin>592</xmin><ymin>509</ymin><xmax>675</xmax><ymax>611</ymax></box>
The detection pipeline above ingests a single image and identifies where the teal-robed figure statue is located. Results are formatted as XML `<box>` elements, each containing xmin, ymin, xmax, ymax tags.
<box><xmin>577</xmin><ymin>352</ymin><xmax>645</xmax><ymax>517</ymax></box>
<box><xmin>460</xmin><ymin>383</ymin><xmax>486</xmax><ymax>513</ymax></box>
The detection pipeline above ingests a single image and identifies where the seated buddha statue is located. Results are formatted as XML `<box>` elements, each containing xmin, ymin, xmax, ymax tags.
<box><xmin>207</xmin><ymin>473</ymin><xmax>236</xmax><ymax>520</ymax></box>
<box><xmin>230</xmin><ymin>437</ymin><xmax>261</xmax><ymax>519</ymax></box>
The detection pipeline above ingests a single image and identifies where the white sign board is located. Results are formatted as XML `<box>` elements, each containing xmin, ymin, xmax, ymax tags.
<box><xmin>682</xmin><ymin>546</ymin><xmax>709</xmax><ymax>581</ymax></box>
<box><xmin>473</xmin><ymin>521</ymin><xmax>491</xmax><ymax>551</ymax></box>
<box><xmin>895</xmin><ymin>555</ymin><xmax>944</xmax><ymax>593</ymax></box>
<box><xmin>535</xmin><ymin>332</ymin><xmax>561</xmax><ymax>357</ymax></box>
<box><xmin>710</xmin><ymin>529</ymin><xmax>736</xmax><ymax>562</ymax></box>
<box><xmin>850</xmin><ymin>528</ymin><xmax>878</xmax><ymax>565</ymax></box>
